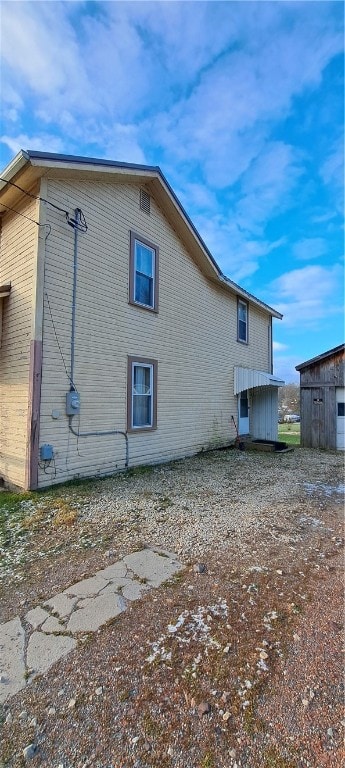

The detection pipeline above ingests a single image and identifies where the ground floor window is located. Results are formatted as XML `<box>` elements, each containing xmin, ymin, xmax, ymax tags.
<box><xmin>127</xmin><ymin>356</ymin><xmax>157</xmax><ymax>431</ymax></box>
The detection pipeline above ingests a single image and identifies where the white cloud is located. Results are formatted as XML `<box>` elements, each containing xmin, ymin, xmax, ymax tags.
<box><xmin>2</xmin><ymin>0</ymin><xmax>341</xmax><ymax>194</ymax></box>
<box><xmin>235</xmin><ymin>142</ymin><xmax>304</xmax><ymax>232</ymax></box>
<box><xmin>100</xmin><ymin>124</ymin><xmax>146</xmax><ymax>165</ymax></box>
<box><xmin>194</xmin><ymin>212</ymin><xmax>286</xmax><ymax>282</ymax></box>
<box><xmin>114</xmin><ymin>1</ymin><xmax>236</xmax><ymax>85</ymax></box>
<box><xmin>0</xmin><ymin>0</ymin><xmax>343</xmax><ymax>295</ymax></box>
<box><xmin>273</xmin><ymin>341</ymin><xmax>288</xmax><ymax>352</ymax></box>
<box><xmin>176</xmin><ymin>182</ymin><xmax>219</xmax><ymax>214</ymax></box>
<box><xmin>0</xmin><ymin>122</ymin><xmax>146</xmax><ymax>168</ymax></box>
<box><xmin>311</xmin><ymin>210</ymin><xmax>337</xmax><ymax>224</ymax></box>
<box><xmin>320</xmin><ymin>139</ymin><xmax>344</xmax><ymax>194</ymax></box>
<box><xmin>268</xmin><ymin>263</ymin><xmax>344</xmax><ymax>327</ymax></box>
<box><xmin>2</xmin><ymin>84</ymin><xmax>23</xmax><ymax>123</ymax></box>
<box><xmin>292</xmin><ymin>237</ymin><xmax>328</xmax><ymax>261</ymax></box>
<box><xmin>1</xmin><ymin>3</ymin><xmax>91</xmax><ymax>105</ymax></box>
<box><xmin>146</xmin><ymin>3</ymin><xmax>342</xmax><ymax>189</ymax></box>
<box><xmin>1</xmin><ymin>133</ymin><xmax>66</xmax><ymax>157</ymax></box>
<box><xmin>273</xmin><ymin>355</ymin><xmax>300</xmax><ymax>384</ymax></box>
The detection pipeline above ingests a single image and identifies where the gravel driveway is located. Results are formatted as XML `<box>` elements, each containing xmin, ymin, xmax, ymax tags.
<box><xmin>1</xmin><ymin>446</ymin><xmax>344</xmax><ymax>767</ymax></box>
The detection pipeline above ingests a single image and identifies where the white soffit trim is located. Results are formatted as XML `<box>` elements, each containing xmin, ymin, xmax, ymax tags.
<box><xmin>234</xmin><ymin>367</ymin><xmax>285</xmax><ymax>395</ymax></box>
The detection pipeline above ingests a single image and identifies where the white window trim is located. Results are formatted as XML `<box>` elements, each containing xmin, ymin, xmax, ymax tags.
<box><xmin>132</xmin><ymin>362</ymin><xmax>153</xmax><ymax>429</ymax></box>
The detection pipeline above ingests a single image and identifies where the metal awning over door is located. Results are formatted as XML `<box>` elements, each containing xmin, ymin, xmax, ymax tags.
<box><xmin>234</xmin><ymin>366</ymin><xmax>284</xmax><ymax>395</ymax></box>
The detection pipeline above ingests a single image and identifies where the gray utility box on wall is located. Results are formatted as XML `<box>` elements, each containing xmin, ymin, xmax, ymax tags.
<box><xmin>66</xmin><ymin>390</ymin><xmax>81</xmax><ymax>415</ymax></box>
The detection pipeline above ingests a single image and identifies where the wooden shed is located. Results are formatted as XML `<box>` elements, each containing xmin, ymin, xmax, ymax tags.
<box><xmin>296</xmin><ymin>344</ymin><xmax>345</xmax><ymax>450</ymax></box>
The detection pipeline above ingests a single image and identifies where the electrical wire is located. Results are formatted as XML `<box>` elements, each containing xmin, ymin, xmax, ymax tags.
<box><xmin>44</xmin><ymin>291</ymin><xmax>74</xmax><ymax>388</ymax></box>
<box><xmin>0</xmin><ymin>176</ymin><xmax>88</xmax><ymax>232</ymax></box>
<box><xmin>38</xmin><ymin>456</ymin><xmax>57</xmax><ymax>478</ymax></box>
<box><xmin>0</xmin><ymin>176</ymin><xmax>40</xmax><ymax>202</ymax></box>
<box><xmin>1</xmin><ymin>203</ymin><xmax>53</xmax><ymax>239</ymax></box>
<box><xmin>0</xmin><ymin>176</ymin><xmax>70</xmax><ymax>216</ymax></box>
<box><xmin>0</xmin><ymin>202</ymin><xmax>40</xmax><ymax>225</ymax></box>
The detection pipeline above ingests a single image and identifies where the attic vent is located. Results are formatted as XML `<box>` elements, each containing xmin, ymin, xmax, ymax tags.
<box><xmin>140</xmin><ymin>189</ymin><xmax>150</xmax><ymax>214</ymax></box>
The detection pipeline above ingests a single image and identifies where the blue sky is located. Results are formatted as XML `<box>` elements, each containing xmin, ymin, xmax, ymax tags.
<box><xmin>1</xmin><ymin>0</ymin><xmax>344</xmax><ymax>382</ymax></box>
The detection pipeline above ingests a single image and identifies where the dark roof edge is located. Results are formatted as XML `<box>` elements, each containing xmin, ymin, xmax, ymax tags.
<box><xmin>26</xmin><ymin>150</ymin><xmax>161</xmax><ymax>174</ymax></box>
<box><xmin>296</xmin><ymin>343</ymin><xmax>345</xmax><ymax>371</ymax></box>
<box><xmin>26</xmin><ymin>150</ymin><xmax>222</xmax><ymax>278</ymax></box>
<box><xmin>2</xmin><ymin>150</ymin><xmax>281</xmax><ymax>318</ymax></box>
<box><xmin>220</xmin><ymin>275</ymin><xmax>282</xmax><ymax>319</ymax></box>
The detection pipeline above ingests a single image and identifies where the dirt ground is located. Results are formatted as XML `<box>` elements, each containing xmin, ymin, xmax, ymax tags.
<box><xmin>0</xmin><ymin>446</ymin><xmax>344</xmax><ymax>768</ymax></box>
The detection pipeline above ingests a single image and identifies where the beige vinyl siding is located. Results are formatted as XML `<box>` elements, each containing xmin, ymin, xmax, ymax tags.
<box><xmin>38</xmin><ymin>179</ymin><xmax>271</xmax><ymax>487</ymax></box>
<box><xmin>0</xmin><ymin>197</ymin><xmax>38</xmax><ymax>488</ymax></box>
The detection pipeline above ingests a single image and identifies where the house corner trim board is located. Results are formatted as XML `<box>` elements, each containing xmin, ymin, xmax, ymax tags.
<box><xmin>25</xmin><ymin>180</ymin><xmax>47</xmax><ymax>490</ymax></box>
<box><xmin>26</xmin><ymin>339</ymin><xmax>43</xmax><ymax>490</ymax></box>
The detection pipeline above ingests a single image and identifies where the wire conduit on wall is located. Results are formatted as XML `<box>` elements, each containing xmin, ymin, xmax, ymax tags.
<box><xmin>67</xmin><ymin>208</ymin><xmax>129</xmax><ymax>469</ymax></box>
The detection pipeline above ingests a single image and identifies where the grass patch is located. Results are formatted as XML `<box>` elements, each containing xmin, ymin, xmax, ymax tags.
<box><xmin>278</xmin><ymin>423</ymin><xmax>300</xmax><ymax>446</ymax></box>
<box><xmin>0</xmin><ymin>493</ymin><xmax>36</xmax><ymax>546</ymax></box>
<box><xmin>263</xmin><ymin>746</ymin><xmax>297</xmax><ymax>768</ymax></box>
<box><xmin>125</xmin><ymin>464</ymin><xmax>154</xmax><ymax>478</ymax></box>
<box><xmin>201</xmin><ymin>754</ymin><xmax>215</xmax><ymax>768</ymax></box>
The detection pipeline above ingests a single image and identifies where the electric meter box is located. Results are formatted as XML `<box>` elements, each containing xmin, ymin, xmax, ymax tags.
<box><xmin>66</xmin><ymin>390</ymin><xmax>81</xmax><ymax>415</ymax></box>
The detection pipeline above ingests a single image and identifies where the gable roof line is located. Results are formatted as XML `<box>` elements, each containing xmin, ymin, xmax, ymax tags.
<box><xmin>0</xmin><ymin>150</ymin><xmax>282</xmax><ymax>319</ymax></box>
<box><xmin>296</xmin><ymin>343</ymin><xmax>345</xmax><ymax>371</ymax></box>
<box><xmin>25</xmin><ymin>150</ymin><xmax>223</xmax><ymax>276</ymax></box>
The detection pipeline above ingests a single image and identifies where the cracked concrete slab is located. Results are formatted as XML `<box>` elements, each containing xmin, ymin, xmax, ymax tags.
<box><xmin>100</xmin><ymin>578</ymin><xmax>150</xmax><ymax>601</ymax></box>
<box><xmin>44</xmin><ymin>593</ymin><xmax>78</xmax><ymax>619</ymax></box>
<box><xmin>123</xmin><ymin>549</ymin><xmax>182</xmax><ymax>587</ymax></box>
<box><xmin>66</xmin><ymin>592</ymin><xmax>124</xmax><ymax>633</ymax></box>
<box><xmin>41</xmin><ymin>616</ymin><xmax>65</xmax><ymax>634</ymax></box>
<box><xmin>63</xmin><ymin>575</ymin><xmax>108</xmax><ymax>597</ymax></box>
<box><xmin>0</xmin><ymin>617</ymin><xmax>26</xmax><ymax>703</ymax></box>
<box><xmin>100</xmin><ymin>577</ymin><xmax>136</xmax><ymax>593</ymax></box>
<box><xmin>25</xmin><ymin>606</ymin><xmax>50</xmax><ymax>629</ymax></box>
<box><xmin>0</xmin><ymin>548</ymin><xmax>183</xmax><ymax>703</ymax></box>
<box><xmin>122</xmin><ymin>581</ymin><xmax>151</xmax><ymax>601</ymax></box>
<box><xmin>97</xmin><ymin>562</ymin><xmax>129</xmax><ymax>579</ymax></box>
<box><xmin>26</xmin><ymin>632</ymin><xmax>77</xmax><ymax>676</ymax></box>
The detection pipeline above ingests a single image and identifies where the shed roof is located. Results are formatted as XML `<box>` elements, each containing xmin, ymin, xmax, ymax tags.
<box><xmin>0</xmin><ymin>149</ymin><xmax>282</xmax><ymax>320</ymax></box>
<box><xmin>296</xmin><ymin>343</ymin><xmax>345</xmax><ymax>371</ymax></box>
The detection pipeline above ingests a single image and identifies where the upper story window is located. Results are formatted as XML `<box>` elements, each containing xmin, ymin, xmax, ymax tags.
<box><xmin>129</xmin><ymin>231</ymin><xmax>159</xmax><ymax>312</ymax></box>
<box><xmin>237</xmin><ymin>298</ymin><xmax>248</xmax><ymax>343</ymax></box>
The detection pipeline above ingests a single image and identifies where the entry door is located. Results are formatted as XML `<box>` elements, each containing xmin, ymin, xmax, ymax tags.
<box><xmin>238</xmin><ymin>390</ymin><xmax>249</xmax><ymax>434</ymax></box>
<box><xmin>336</xmin><ymin>388</ymin><xmax>345</xmax><ymax>450</ymax></box>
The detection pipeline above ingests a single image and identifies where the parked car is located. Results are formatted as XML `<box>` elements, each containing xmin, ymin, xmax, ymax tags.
<box><xmin>284</xmin><ymin>414</ymin><xmax>300</xmax><ymax>423</ymax></box>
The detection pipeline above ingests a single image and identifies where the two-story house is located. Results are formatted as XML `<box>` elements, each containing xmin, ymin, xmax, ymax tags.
<box><xmin>0</xmin><ymin>150</ymin><xmax>283</xmax><ymax>490</ymax></box>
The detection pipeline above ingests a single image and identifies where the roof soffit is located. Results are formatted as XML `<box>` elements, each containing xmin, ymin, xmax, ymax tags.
<box><xmin>0</xmin><ymin>151</ymin><xmax>282</xmax><ymax>318</ymax></box>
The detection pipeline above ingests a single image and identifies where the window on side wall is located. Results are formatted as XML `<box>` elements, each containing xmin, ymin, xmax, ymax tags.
<box><xmin>237</xmin><ymin>298</ymin><xmax>248</xmax><ymax>343</ymax></box>
<box><xmin>129</xmin><ymin>231</ymin><xmax>159</xmax><ymax>312</ymax></box>
<box><xmin>127</xmin><ymin>356</ymin><xmax>157</xmax><ymax>431</ymax></box>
